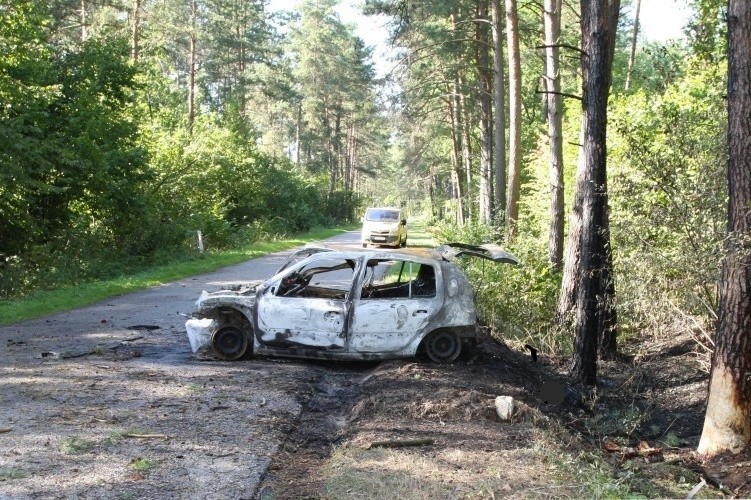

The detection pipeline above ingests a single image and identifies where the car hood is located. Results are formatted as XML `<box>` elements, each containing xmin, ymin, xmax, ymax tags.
<box><xmin>194</xmin><ymin>281</ymin><xmax>260</xmax><ymax>309</ymax></box>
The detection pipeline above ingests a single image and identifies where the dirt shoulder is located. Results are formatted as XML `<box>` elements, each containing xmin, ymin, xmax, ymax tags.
<box><xmin>259</xmin><ymin>333</ymin><xmax>749</xmax><ymax>499</ymax></box>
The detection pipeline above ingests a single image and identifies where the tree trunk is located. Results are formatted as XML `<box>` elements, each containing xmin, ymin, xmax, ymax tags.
<box><xmin>505</xmin><ymin>0</ymin><xmax>522</xmax><ymax>238</ymax></box>
<box><xmin>698</xmin><ymin>0</ymin><xmax>751</xmax><ymax>456</ymax></box>
<box><xmin>80</xmin><ymin>0</ymin><xmax>88</xmax><ymax>42</ymax></box>
<box><xmin>566</xmin><ymin>0</ymin><xmax>621</xmax><ymax>385</ymax></box>
<box><xmin>544</xmin><ymin>0</ymin><xmax>565</xmax><ymax>269</ymax></box>
<box><xmin>237</xmin><ymin>18</ymin><xmax>247</xmax><ymax>117</ymax></box>
<box><xmin>295</xmin><ymin>102</ymin><xmax>302</xmax><ymax>166</ymax></box>
<box><xmin>449</xmin><ymin>78</ymin><xmax>466</xmax><ymax>225</ymax></box>
<box><xmin>625</xmin><ymin>0</ymin><xmax>641</xmax><ymax>91</ymax></box>
<box><xmin>459</xmin><ymin>74</ymin><xmax>474</xmax><ymax>222</ymax></box>
<box><xmin>188</xmin><ymin>0</ymin><xmax>198</xmax><ymax>133</ymax></box>
<box><xmin>131</xmin><ymin>0</ymin><xmax>141</xmax><ymax>61</ymax></box>
<box><xmin>491</xmin><ymin>0</ymin><xmax>507</xmax><ymax>223</ymax></box>
<box><xmin>478</xmin><ymin>0</ymin><xmax>493</xmax><ymax>225</ymax></box>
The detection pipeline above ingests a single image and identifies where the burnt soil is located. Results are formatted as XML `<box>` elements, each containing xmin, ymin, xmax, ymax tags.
<box><xmin>256</xmin><ymin>330</ymin><xmax>751</xmax><ymax>499</ymax></box>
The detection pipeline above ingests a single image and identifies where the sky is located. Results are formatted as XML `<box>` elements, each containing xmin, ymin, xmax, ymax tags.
<box><xmin>637</xmin><ymin>0</ymin><xmax>693</xmax><ymax>42</ymax></box>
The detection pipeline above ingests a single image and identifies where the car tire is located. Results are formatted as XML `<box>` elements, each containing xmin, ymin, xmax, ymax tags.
<box><xmin>211</xmin><ymin>325</ymin><xmax>248</xmax><ymax>361</ymax></box>
<box><xmin>423</xmin><ymin>330</ymin><xmax>461</xmax><ymax>363</ymax></box>
<box><xmin>400</xmin><ymin>235</ymin><xmax>407</xmax><ymax>248</ymax></box>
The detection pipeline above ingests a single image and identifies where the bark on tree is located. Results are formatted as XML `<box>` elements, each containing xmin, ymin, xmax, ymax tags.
<box><xmin>563</xmin><ymin>0</ymin><xmax>620</xmax><ymax>385</ymax></box>
<box><xmin>624</xmin><ymin>0</ymin><xmax>640</xmax><ymax>91</ymax></box>
<box><xmin>131</xmin><ymin>0</ymin><xmax>141</xmax><ymax>61</ymax></box>
<box><xmin>188</xmin><ymin>0</ymin><xmax>198</xmax><ymax>133</ymax></box>
<box><xmin>459</xmin><ymin>74</ymin><xmax>474</xmax><ymax>222</ymax></box>
<box><xmin>505</xmin><ymin>0</ymin><xmax>522</xmax><ymax>238</ymax></box>
<box><xmin>295</xmin><ymin>102</ymin><xmax>302</xmax><ymax>166</ymax></box>
<box><xmin>448</xmin><ymin>79</ymin><xmax>466</xmax><ymax>225</ymax></box>
<box><xmin>544</xmin><ymin>0</ymin><xmax>565</xmax><ymax>269</ymax></box>
<box><xmin>478</xmin><ymin>0</ymin><xmax>494</xmax><ymax>225</ymax></box>
<box><xmin>80</xmin><ymin>0</ymin><xmax>88</xmax><ymax>42</ymax></box>
<box><xmin>697</xmin><ymin>0</ymin><xmax>751</xmax><ymax>456</ymax></box>
<box><xmin>491</xmin><ymin>0</ymin><xmax>507</xmax><ymax>223</ymax></box>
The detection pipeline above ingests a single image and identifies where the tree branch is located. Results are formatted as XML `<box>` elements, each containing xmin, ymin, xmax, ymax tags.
<box><xmin>536</xmin><ymin>43</ymin><xmax>587</xmax><ymax>56</ymax></box>
<box><xmin>535</xmin><ymin>89</ymin><xmax>582</xmax><ymax>101</ymax></box>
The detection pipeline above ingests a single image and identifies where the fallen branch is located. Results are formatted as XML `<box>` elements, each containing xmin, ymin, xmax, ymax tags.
<box><xmin>122</xmin><ymin>433</ymin><xmax>169</xmax><ymax>440</ymax></box>
<box><xmin>368</xmin><ymin>438</ymin><xmax>434</xmax><ymax>449</ymax></box>
<box><xmin>0</xmin><ymin>428</ymin><xmax>12</xmax><ymax>434</ymax></box>
<box><xmin>686</xmin><ymin>478</ymin><xmax>706</xmax><ymax>500</ymax></box>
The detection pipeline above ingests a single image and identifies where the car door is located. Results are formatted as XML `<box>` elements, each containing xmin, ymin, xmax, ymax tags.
<box><xmin>255</xmin><ymin>255</ymin><xmax>358</xmax><ymax>350</ymax></box>
<box><xmin>349</xmin><ymin>258</ymin><xmax>440</xmax><ymax>353</ymax></box>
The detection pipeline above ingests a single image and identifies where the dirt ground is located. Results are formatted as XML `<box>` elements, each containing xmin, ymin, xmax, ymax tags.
<box><xmin>255</xmin><ymin>329</ymin><xmax>751</xmax><ymax>499</ymax></box>
<box><xmin>2</xmin><ymin>248</ymin><xmax>750</xmax><ymax>498</ymax></box>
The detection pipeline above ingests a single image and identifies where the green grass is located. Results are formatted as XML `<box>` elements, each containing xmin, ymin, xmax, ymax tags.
<box><xmin>129</xmin><ymin>457</ymin><xmax>154</xmax><ymax>473</ymax></box>
<box><xmin>0</xmin><ymin>226</ymin><xmax>354</xmax><ymax>326</ymax></box>
<box><xmin>60</xmin><ymin>436</ymin><xmax>95</xmax><ymax>455</ymax></box>
<box><xmin>0</xmin><ymin>467</ymin><xmax>24</xmax><ymax>480</ymax></box>
<box><xmin>405</xmin><ymin>220</ymin><xmax>436</xmax><ymax>248</ymax></box>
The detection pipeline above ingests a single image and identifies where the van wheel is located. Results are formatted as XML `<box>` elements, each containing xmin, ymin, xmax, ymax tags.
<box><xmin>212</xmin><ymin>325</ymin><xmax>248</xmax><ymax>361</ymax></box>
<box><xmin>400</xmin><ymin>235</ymin><xmax>407</xmax><ymax>248</ymax></box>
<box><xmin>423</xmin><ymin>330</ymin><xmax>461</xmax><ymax>363</ymax></box>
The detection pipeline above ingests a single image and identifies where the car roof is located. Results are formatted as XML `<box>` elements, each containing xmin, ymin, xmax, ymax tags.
<box><xmin>295</xmin><ymin>243</ymin><xmax>519</xmax><ymax>264</ymax></box>
<box><xmin>365</xmin><ymin>207</ymin><xmax>402</xmax><ymax>212</ymax></box>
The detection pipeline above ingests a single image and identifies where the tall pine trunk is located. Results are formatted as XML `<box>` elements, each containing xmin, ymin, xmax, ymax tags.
<box><xmin>564</xmin><ymin>0</ymin><xmax>620</xmax><ymax>385</ymax></box>
<box><xmin>544</xmin><ymin>0</ymin><xmax>565</xmax><ymax>269</ymax></box>
<box><xmin>505</xmin><ymin>0</ymin><xmax>522</xmax><ymax>238</ymax></box>
<box><xmin>491</xmin><ymin>0</ymin><xmax>507</xmax><ymax>222</ymax></box>
<box><xmin>448</xmin><ymin>79</ymin><xmax>466</xmax><ymax>225</ymax></box>
<box><xmin>625</xmin><ymin>0</ymin><xmax>641</xmax><ymax>91</ymax></box>
<box><xmin>697</xmin><ymin>0</ymin><xmax>751</xmax><ymax>456</ymax></box>
<box><xmin>131</xmin><ymin>0</ymin><xmax>141</xmax><ymax>61</ymax></box>
<box><xmin>477</xmin><ymin>0</ymin><xmax>493</xmax><ymax>225</ymax></box>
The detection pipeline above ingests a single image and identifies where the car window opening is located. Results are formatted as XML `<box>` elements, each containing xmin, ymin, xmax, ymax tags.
<box><xmin>361</xmin><ymin>260</ymin><xmax>436</xmax><ymax>299</ymax></box>
<box><xmin>276</xmin><ymin>258</ymin><xmax>354</xmax><ymax>300</ymax></box>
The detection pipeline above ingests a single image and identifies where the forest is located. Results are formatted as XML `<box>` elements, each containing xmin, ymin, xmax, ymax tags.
<box><xmin>1</xmin><ymin>0</ymin><xmax>748</xmax><ymax>456</ymax></box>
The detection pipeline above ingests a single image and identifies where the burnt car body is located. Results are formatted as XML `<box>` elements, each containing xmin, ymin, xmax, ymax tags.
<box><xmin>185</xmin><ymin>243</ymin><xmax>518</xmax><ymax>363</ymax></box>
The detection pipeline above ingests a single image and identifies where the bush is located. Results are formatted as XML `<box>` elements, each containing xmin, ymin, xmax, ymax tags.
<box><xmin>431</xmin><ymin>220</ymin><xmax>564</xmax><ymax>353</ymax></box>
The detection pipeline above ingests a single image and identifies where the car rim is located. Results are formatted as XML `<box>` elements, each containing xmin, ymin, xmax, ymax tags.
<box><xmin>212</xmin><ymin>325</ymin><xmax>248</xmax><ymax>361</ymax></box>
<box><xmin>425</xmin><ymin>331</ymin><xmax>461</xmax><ymax>363</ymax></box>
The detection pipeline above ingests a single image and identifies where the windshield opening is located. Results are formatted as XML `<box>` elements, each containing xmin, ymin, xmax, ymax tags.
<box><xmin>365</xmin><ymin>209</ymin><xmax>400</xmax><ymax>222</ymax></box>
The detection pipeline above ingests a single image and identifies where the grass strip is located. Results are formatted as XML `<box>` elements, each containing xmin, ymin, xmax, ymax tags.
<box><xmin>0</xmin><ymin>227</ymin><xmax>353</xmax><ymax>326</ymax></box>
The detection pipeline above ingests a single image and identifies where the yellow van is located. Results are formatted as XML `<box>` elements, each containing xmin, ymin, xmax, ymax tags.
<box><xmin>361</xmin><ymin>207</ymin><xmax>407</xmax><ymax>247</ymax></box>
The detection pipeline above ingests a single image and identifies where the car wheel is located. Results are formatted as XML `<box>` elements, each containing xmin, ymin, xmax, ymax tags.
<box><xmin>423</xmin><ymin>330</ymin><xmax>461</xmax><ymax>363</ymax></box>
<box><xmin>211</xmin><ymin>325</ymin><xmax>248</xmax><ymax>361</ymax></box>
<box><xmin>400</xmin><ymin>235</ymin><xmax>407</xmax><ymax>248</ymax></box>
<box><xmin>362</xmin><ymin>243</ymin><xmax>367</xmax><ymax>248</ymax></box>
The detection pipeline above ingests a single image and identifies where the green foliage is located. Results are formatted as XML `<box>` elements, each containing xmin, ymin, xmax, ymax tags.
<box><xmin>618</xmin><ymin>41</ymin><xmax>690</xmax><ymax>93</ymax></box>
<box><xmin>609</xmin><ymin>59</ymin><xmax>727</xmax><ymax>334</ymax></box>
<box><xmin>686</xmin><ymin>0</ymin><xmax>727</xmax><ymax>63</ymax></box>
<box><xmin>0</xmin><ymin>0</ymin><xmax>363</xmax><ymax>299</ymax></box>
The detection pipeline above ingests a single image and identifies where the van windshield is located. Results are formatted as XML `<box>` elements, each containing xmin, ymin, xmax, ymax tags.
<box><xmin>365</xmin><ymin>209</ymin><xmax>400</xmax><ymax>222</ymax></box>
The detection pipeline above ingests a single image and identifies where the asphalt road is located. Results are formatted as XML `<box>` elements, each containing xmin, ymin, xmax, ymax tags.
<box><xmin>0</xmin><ymin>229</ymin><xmax>362</xmax><ymax>499</ymax></box>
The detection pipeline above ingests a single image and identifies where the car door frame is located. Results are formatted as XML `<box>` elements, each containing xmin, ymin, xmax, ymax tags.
<box><xmin>348</xmin><ymin>257</ymin><xmax>442</xmax><ymax>354</ymax></box>
<box><xmin>252</xmin><ymin>254</ymin><xmax>363</xmax><ymax>352</ymax></box>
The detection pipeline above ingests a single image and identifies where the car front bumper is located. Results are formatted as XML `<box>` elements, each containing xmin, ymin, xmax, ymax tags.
<box><xmin>185</xmin><ymin>317</ymin><xmax>217</xmax><ymax>352</ymax></box>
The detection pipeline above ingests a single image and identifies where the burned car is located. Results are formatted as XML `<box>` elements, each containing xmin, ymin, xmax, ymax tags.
<box><xmin>185</xmin><ymin>243</ymin><xmax>518</xmax><ymax>363</ymax></box>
